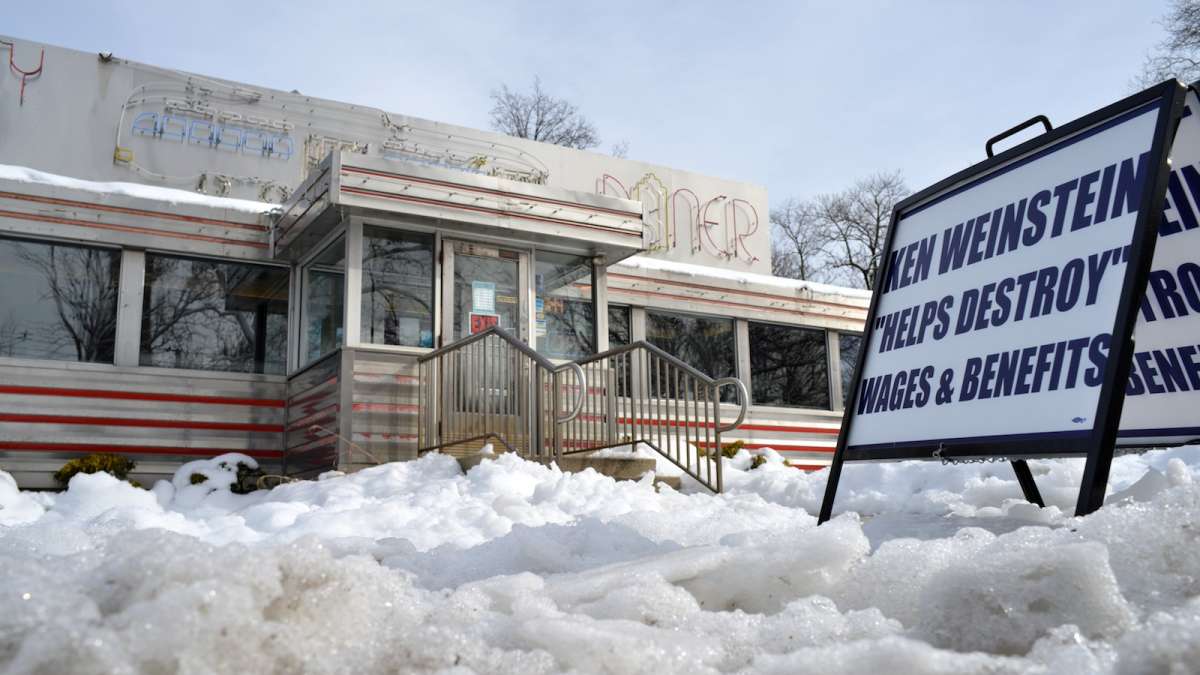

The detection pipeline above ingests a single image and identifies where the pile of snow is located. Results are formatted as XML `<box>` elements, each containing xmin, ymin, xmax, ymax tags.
<box><xmin>0</xmin><ymin>163</ymin><xmax>277</xmax><ymax>214</ymax></box>
<box><xmin>2</xmin><ymin>448</ymin><xmax>1199</xmax><ymax>673</ymax></box>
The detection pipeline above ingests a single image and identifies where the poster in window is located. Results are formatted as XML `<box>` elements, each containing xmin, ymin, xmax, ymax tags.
<box><xmin>470</xmin><ymin>312</ymin><xmax>499</xmax><ymax>334</ymax></box>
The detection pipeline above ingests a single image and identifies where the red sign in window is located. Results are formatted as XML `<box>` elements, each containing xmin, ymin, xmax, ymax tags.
<box><xmin>470</xmin><ymin>313</ymin><xmax>499</xmax><ymax>334</ymax></box>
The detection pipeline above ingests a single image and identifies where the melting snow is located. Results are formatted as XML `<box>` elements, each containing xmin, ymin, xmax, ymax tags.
<box><xmin>1</xmin><ymin>448</ymin><xmax>1199</xmax><ymax>673</ymax></box>
<box><xmin>0</xmin><ymin>164</ymin><xmax>277</xmax><ymax>214</ymax></box>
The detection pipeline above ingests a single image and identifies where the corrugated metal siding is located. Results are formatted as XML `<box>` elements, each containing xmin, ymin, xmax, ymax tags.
<box><xmin>713</xmin><ymin>405</ymin><xmax>841</xmax><ymax>470</ymax></box>
<box><xmin>348</xmin><ymin>349</ymin><xmax>420</xmax><ymax>464</ymax></box>
<box><xmin>283</xmin><ymin>351</ymin><xmax>341</xmax><ymax>479</ymax></box>
<box><xmin>0</xmin><ymin>360</ymin><xmax>285</xmax><ymax>488</ymax></box>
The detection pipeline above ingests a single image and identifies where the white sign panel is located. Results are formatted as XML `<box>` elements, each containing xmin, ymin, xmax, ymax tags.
<box><xmin>845</xmin><ymin>100</ymin><xmax>1170</xmax><ymax>455</ymax></box>
<box><xmin>1119</xmin><ymin>89</ymin><xmax>1200</xmax><ymax>446</ymax></box>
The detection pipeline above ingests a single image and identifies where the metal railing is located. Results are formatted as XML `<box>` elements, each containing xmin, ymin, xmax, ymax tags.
<box><xmin>563</xmin><ymin>341</ymin><xmax>748</xmax><ymax>493</ymax></box>
<box><xmin>416</xmin><ymin>326</ymin><xmax>585</xmax><ymax>461</ymax></box>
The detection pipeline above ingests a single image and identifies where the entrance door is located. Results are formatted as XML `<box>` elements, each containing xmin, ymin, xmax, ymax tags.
<box><xmin>442</xmin><ymin>241</ymin><xmax>529</xmax><ymax>345</ymax></box>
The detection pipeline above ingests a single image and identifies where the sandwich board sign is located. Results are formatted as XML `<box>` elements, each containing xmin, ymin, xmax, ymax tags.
<box><xmin>1118</xmin><ymin>84</ymin><xmax>1200</xmax><ymax>447</ymax></box>
<box><xmin>818</xmin><ymin>80</ymin><xmax>1187</xmax><ymax>524</ymax></box>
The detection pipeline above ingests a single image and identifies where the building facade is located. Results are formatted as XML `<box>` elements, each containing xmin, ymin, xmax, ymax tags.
<box><xmin>0</xmin><ymin>36</ymin><xmax>868</xmax><ymax>488</ymax></box>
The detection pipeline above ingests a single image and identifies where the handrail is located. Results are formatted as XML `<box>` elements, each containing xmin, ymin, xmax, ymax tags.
<box><xmin>418</xmin><ymin>325</ymin><xmax>556</xmax><ymax>369</ymax></box>
<box><xmin>576</xmin><ymin>340</ymin><xmax>715</xmax><ymax>384</ymax></box>
<box><xmin>713</xmin><ymin>377</ymin><xmax>749</xmax><ymax>432</ymax></box>
<box><xmin>557</xmin><ymin>361</ymin><xmax>586</xmax><ymax>424</ymax></box>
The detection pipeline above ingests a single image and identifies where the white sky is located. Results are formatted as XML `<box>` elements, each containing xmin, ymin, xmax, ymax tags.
<box><xmin>11</xmin><ymin>0</ymin><xmax>1175</xmax><ymax>207</ymax></box>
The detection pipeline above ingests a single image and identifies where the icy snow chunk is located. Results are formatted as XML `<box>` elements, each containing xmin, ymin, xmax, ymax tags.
<box><xmin>917</xmin><ymin>538</ymin><xmax>1135</xmax><ymax>654</ymax></box>
<box><xmin>747</xmin><ymin>635</ymin><xmax>1033</xmax><ymax>675</ymax></box>
<box><xmin>0</xmin><ymin>470</ymin><xmax>44</xmax><ymax>525</ymax></box>
<box><xmin>1113</xmin><ymin>600</ymin><xmax>1200</xmax><ymax>675</ymax></box>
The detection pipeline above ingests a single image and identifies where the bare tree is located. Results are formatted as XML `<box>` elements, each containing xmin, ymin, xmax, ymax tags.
<box><xmin>489</xmin><ymin>77</ymin><xmax>600</xmax><ymax>150</ymax></box>
<box><xmin>820</xmin><ymin>171</ymin><xmax>910</xmax><ymax>290</ymax></box>
<box><xmin>770</xmin><ymin>198</ymin><xmax>830</xmax><ymax>281</ymax></box>
<box><xmin>1139</xmin><ymin>0</ymin><xmax>1200</xmax><ymax>86</ymax></box>
<box><xmin>15</xmin><ymin>244</ymin><xmax>119</xmax><ymax>361</ymax></box>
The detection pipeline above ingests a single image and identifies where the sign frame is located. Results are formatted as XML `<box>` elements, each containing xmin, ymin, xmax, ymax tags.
<box><xmin>1116</xmin><ymin>82</ymin><xmax>1200</xmax><ymax>448</ymax></box>
<box><xmin>819</xmin><ymin>80</ymin><xmax>1188</xmax><ymax>523</ymax></box>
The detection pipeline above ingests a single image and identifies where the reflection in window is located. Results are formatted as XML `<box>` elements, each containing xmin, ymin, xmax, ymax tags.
<box><xmin>608</xmin><ymin>305</ymin><xmax>631</xmax><ymax>348</ymax></box>
<box><xmin>361</xmin><ymin>227</ymin><xmax>434</xmax><ymax>348</ymax></box>
<box><xmin>0</xmin><ymin>237</ymin><xmax>119</xmax><ymax>363</ymax></box>
<box><xmin>749</xmin><ymin>322</ymin><xmax>830</xmax><ymax>409</ymax></box>
<box><xmin>607</xmin><ymin>305</ymin><xmax>633</xmax><ymax>396</ymax></box>
<box><xmin>839</xmin><ymin>333</ymin><xmax>863</xmax><ymax>406</ymax></box>
<box><xmin>646</xmin><ymin>310</ymin><xmax>736</xmax><ymax>402</ymax></box>
<box><xmin>303</xmin><ymin>237</ymin><xmax>345</xmax><ymax>365</ymax></box>
<box><xmin>536</xmin><ymin>251</ymin><xmax>594</xmax><ymax>359</ymax></box>
<box><xmin>141</xmin><ymin>255</ymin><xmax>289</xmax><ymax>374</ymax></box>
<box><xmin>453</xmin><ymin>247</ymin><xmax>519</xmax><ymax>340</ymax></box>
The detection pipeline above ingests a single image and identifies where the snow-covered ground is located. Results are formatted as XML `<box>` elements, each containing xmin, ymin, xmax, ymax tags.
<box><xmin>2</xmin><ymin>447</ymin><xmax>1199</xmax><ymax>674</ymax></box>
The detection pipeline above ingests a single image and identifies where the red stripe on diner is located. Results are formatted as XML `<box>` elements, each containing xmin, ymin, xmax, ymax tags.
<box><xmin>607</xmin><ymin>272</ymin><xmax>867</xmax><ymax>313</ymax></box>
<box><xmin>615</xmin><ymin>417</ymin><xmax>840</xmax><ymax>435</ymax></box>
<box><xmin>340</xmin><ymin>186</ymin><xmax>643</xmax><ymax>238</ymax></box>
<box><xmin>697</xmin><ymin>442</ymin><xmax>835</xmax><ymax>452</ymax></box>
<box><xmin>0</xmin><ymin>385</ymin><xmax>284</xmax><ymax>408</ymax></box>
<box><xmin>340</xmin><ymin>166</ymin><xmax>641</xmax><ymax>219</ymax></box>
<box><xmin>0</xmin><ymin>208</ymin><xmax>267</xmax><ymax>249</ymax></box>
<box><xmin>608</xmin><ymin>284</ymin><xmax>866</xmax><ymax>321</ymax></box>
<box><xmin>0</xmin><ymin>191</ymin><xmax>268</xmax><ymax>231</ymax></box>
<box><xmin>738</xmin><ymin>423</ymin><xmax>840</xmax><ymax>434</ymax></box>
<box><xmin>351</xmin><ymin>402</ymin><xmax>420</xmax><ymax>413</ymax></box>
<box><xmin>0</xmin><ymin>441</ymin><xmax>283</xmax><ymax>459</ymax></box>
<box><xmin>0</xmin><ymin>413</ymin><xmax>283</xmax><ymax>433</ymax></box>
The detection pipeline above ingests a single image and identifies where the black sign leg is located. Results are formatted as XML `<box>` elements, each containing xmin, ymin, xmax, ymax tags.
<box><xmin>1010</xmin><ymin>460</ymin><xmax>1044</xmax><ymax>507</ymax></box>
<box><xmin>817</xmin><ymin>454</ymin><xmax>846</xmax><ymax>525</ymax></box>
<box><xmin>1075</xmin><ymin>445</ymin><xmax>1115</xmax><ymax>516</ymax></box>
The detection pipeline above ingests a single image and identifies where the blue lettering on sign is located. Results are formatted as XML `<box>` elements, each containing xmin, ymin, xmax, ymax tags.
<box><xmin>131</xmin><ymin>111</ymin><xmax>293</xmax><ymax>160</ymax></box>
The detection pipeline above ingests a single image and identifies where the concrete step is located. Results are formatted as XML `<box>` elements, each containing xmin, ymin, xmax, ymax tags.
<box><xmin>457</xmin><ymin>453</ymin><xmax>660</xmax><ymax>482</ymax></box>
<box><xmin>653</xmin><ymin>474</ymin><xmax>683</xmax><ymax>491</ymax></box>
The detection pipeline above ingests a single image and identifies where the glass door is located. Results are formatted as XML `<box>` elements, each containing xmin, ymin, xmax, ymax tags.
<box><xmin>443</xmin><ymin>241</ymin><xmax>529</xmax><ymax>344</ymax></box>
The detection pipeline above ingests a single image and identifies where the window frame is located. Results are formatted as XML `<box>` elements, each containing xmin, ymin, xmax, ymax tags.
<box><xmin>746</xmin><ymin>319</ymin><xmax>833</xmax><ymax>411</ymax></box>
<box><xmin>532</xmin><ymin>248</ymin><xmax>597</xmax><ymax>361</ymax></box>
<box><xmin>358</xmin><ymin>223</ymin><xmax>437</xmax><ymax>351</ymax></box>
<box><xmin>0</xmin><ymin>232</ymin><xmax>123</xmax><ymax>366</ymax></box>
<box><xmin>298</xmin><ymin>226</ymin><xmax>348</xmax><ymax>368</ymax></box>
<box><xmin>643</xmin><ymin>308</ymin><xmax>738</xmax><ymax>382</ymax></box>
<box><xmin>138</xmin><ymin>250</ymin><xmax>291</xmax><ymax>376</ymax></box>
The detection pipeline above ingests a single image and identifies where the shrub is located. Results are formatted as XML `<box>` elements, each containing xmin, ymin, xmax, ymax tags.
<box><xmin>54</xmin><ymin>453</ymin><xmax>137</xmax><ymax>488</ymax></box>
<box><xmin>718</xmin><ymin>439</ymin><xmax>746</xmax><ymax>459</ymax></box>
<box><xmin>226</xmin><ymin>459</ymin><xmax>264</xmax><ymax>494</ymax></box>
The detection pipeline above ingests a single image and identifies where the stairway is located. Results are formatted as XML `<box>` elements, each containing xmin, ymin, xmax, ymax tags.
<box><xmin>416</xmin><ymin>326</ymin><xmax>747</xmax><ymax>493</ymax></box>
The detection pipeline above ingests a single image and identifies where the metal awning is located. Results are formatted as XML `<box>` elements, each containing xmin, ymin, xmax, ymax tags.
<box><xmin>271</xmin><ymin>151</ymin><xmax>649</xmax><ymax>263</ymax></box>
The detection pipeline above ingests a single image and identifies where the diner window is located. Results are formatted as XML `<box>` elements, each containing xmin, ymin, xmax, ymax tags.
<box><xmin>645</xmin><ymin>310</ymin><xmax>737</xmax><ymax>402</ymax></box>
<box><xmin>536</xmin><ymin>251</ymin><xmax>594</xmax><ymax>359</ymax></box>
<box><xmin>839</xmin><ymin>332</ymin><xmax>863</xmax><ymax>406</ymax></box>
<box><xmin>361</xmin><ymin>227</ymin><xmax>435</xmax><ymax>348</ymax></box>
<box><xmin>0</xmin><ymin>236</ymin><xmax>119</xmax><ymax>363</ymax></box>
<box><xmin>748</xmin><ymin>322</ymin><xmax>830</xmax><ymax>409</ymax></box>
<box><xmin>302</xmin><ymin>236</ymin><xmax>345</xmax><ymax>365</ymax></box>
<box><xmin>609</xmin><ymin>304</ymin><xmax>631</xmax><ymax>348</ymax></box>
<box><xmin>141</xmin><ymin>254</ymin><xmax>289</xmax><ymax>375</ymax></box>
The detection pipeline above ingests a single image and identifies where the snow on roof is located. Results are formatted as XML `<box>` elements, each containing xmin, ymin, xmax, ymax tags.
<box><xmin>615</xmin><ymin>255</ymin><xmax>873</xmax><ymax>302</ymax></box>
<box><xmin>0</xmin><ymin>164</ymin><xmax>278</xmax><ymax>215</ymax></box>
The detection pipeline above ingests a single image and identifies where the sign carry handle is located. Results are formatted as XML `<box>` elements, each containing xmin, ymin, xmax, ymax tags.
<box><xmin>985</xmin><ymin>115</ymin><xmax>1053</xmax><ymax>158</ymax></box>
